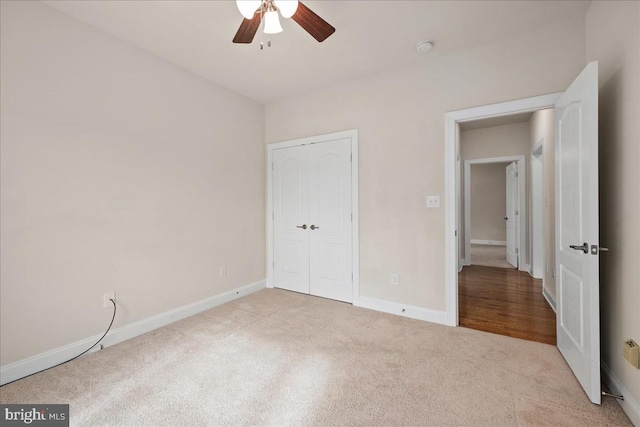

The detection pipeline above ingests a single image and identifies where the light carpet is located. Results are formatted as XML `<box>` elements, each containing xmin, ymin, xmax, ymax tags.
<box><xmin>471</xmin><ymin>244</ymin><xmax>514</xmax><ymax>269</ymax></box>
<box><xmin>0</xmin><ymin>289</ymin><xmax>631</xmax><ymax>426</ymax></box>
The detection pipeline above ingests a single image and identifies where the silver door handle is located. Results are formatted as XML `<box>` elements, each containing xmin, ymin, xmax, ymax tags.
<box><xmin>296</xmin><ymin>224</ymin><xmax>307</xmax><ymax>230</ymax></box>
<box><xmin>569</xmin><ymin>243</ymin><xmax>589</xmax><ymax>254</ymax></box>
<box><xmin>310</xmin><ymin>225</ymin><xmax>319</xmax><ymax>230</ymax></box>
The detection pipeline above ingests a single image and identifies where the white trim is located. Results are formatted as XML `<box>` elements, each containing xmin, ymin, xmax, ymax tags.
<box><xmin>601</xmin><ymin>361</ymin><xmax>640</xmax><ymax>426</ymax></box>
<box><xmin>445</xmin><ymin>92</ymin><xmax>563</xmax><ymax>326</ymax></box>
<box><xmin>464</xmin><ymin>156</ymin><xmax>526</xmax><ymax>269</ymax></box>
<box><xmin>266</xmin><ymin>129</ymin><xmax>359</xmax><ymax>302</ymax></box>
<box><xmin>470</xmin><ymin>239</ymin><xmax>507</xmax><ymax>246</ymax></box>
<box><xmin>530</xmin><ymin>142</ymin><xmax>545</xmax><ymax>280</ymax></box>
<box><xmin>0</xmin><ymin>280</ymin><xmax>266</xmax><ymax>386</ymax></box>
<box><xmin>266</xmin><ymin>142</ymin><xmax>274</xmax><ymax>289</ymax></box>
<box><xmin>542</xmin><ymin>287</ymin><xmax>557</xmax><ymax>313</ymax></box>
<box><xmin>354</xmin><ymin>296</ymin><xmax>448</xmax><ymax>326</ymax></box>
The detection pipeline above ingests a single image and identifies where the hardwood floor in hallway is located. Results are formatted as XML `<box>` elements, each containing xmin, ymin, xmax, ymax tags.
<box><xmin>458</xmin><ymin>265</ymin><xmax>556</xmax><ymax>345</ymax></box>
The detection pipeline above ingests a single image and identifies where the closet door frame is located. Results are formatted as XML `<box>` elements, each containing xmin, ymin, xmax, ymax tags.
<box><xmin>266</xmin><ymin>129</ymin><xmax>359</xmax><ymax>303</ymax></box>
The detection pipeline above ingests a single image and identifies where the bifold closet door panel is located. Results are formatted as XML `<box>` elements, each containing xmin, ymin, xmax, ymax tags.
<box><xmin>308</xmin><ymin>139</ymin><xmax>353</xmax><ymax>303</ymax></box>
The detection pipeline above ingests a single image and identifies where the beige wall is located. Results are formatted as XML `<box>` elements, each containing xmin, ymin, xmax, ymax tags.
<box><xmin>586</xmin><ymin>0</ymin><xmax>640</xmax><ymax>413</ymax></box>
<box><xmin>469</xmin><ymin>163</ymin><xmax>508</xmax><ymax>242</ymax></box>
<box><xmin>0</xmin><ymin>1</ymin><xmax>265</xmax><ymax>365</ymax></box>
<box><xmin>528</xmin><ymin>109</ymin><xmax>556</xmax><ymax>299</ymax></box>
<box><xmin>460</xmin><ymin>122</ymin><xmax>531</xmax><ymax>262</ymax></box>
<box><xmin>266</xmin><ymin>16</ymin><xmax>586</xmax><ymax>309</ymax></box>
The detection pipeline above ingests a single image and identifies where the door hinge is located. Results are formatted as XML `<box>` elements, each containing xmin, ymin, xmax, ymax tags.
<box><xmin>515</xmin><ymin>209</ymin><xmax>519</xmax><ymax>215</ymax></box>
<box><xmin>455</xmin><ymin>230</ymin><xmax>458</xmax><ymax>237</ymax></box>
<box><xmin>515</xmin><ymin>171</ymin><xmax>519</xmax><ymax>177</ymax></box>
<box><xmin>515</xmin><ymin>248</ymin><xmax>519</xmax><ymax>254</ymax></box>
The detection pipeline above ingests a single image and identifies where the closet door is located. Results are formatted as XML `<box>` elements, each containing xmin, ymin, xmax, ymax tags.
<box><xmin>308</xmin><ymin>139</ymin><xmax>353</xmax><ymax>303</ymax></box>
<box><xmin>272</xmin><ymin>138</ymin><xmax>353</xmax><ymax>303</ymax></box>
<box><xmin>273</xmin><ymin>145</ymin><xmax>310</xmax><ymax>294</ymax></box>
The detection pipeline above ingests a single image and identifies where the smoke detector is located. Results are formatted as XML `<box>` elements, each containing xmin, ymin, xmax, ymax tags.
<box><xmin>416</xmin><ymin>40</ymin><xmax>435</xmax><ymax>53</ymax></box>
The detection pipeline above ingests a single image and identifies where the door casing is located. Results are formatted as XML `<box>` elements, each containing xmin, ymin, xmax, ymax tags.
<box><xmin>530</xmin><ymin>142</ymin><xmax>545</xmax><ymax>280</ymax></box>
<box><xmin>266</xmin><ymin>129</ymin><xmax>360</xmax><ymax>302</ymax></box>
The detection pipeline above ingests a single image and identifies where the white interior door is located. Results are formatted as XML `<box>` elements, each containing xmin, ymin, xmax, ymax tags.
<box><xmin>308</xmin><ymin>140</ymin><xmax>353</xmax><ymax>303</ymax></box>
<box><xmin>555</xmin><ymin>61</ymin><xmax>600</xmax><ymax>404</ymax></box>
<box><xmin>273</xmin><ymin>146</ymin><xmax>310</xmax><ymax>294</ymax></box>
<box><xmin>273</xmin><ymin>139</ymin><xmax>353</xmax><ymax>303</ymax></box>
<box><xmin>505</xmin><ymin>162</ymin><xmax>518</xmax><ymax>268</ymax></box>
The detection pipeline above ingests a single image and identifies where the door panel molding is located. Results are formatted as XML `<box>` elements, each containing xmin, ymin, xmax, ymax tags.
<box><xmin>267</xmin><ymin>129</ymin><xmax>359</xmax><ymax>303</ymax></box>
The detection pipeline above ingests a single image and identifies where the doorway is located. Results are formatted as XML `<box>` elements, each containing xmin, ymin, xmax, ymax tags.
<box><xmin>463</xmin><ymin>155</ymin><xmax>526</xmax><ymax>270</ymax></box>
<box><xmin>456</xmin><ymin>113</ymin><xmax>555</xmax><ymax>345</ymax></box>
<box><xmin>444</xmin><ymin>93</ymin><xmax>561</xmax><ymax>327</ymax></box>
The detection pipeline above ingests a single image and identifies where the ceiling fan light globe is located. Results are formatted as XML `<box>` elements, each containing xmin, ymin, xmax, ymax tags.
<box><xmin>263</xmin><ymin>10</ymin><xmax>283</xmax><ymax>34</ymax></box>
<box><xmin>236</xmin><ymin>0</ymin><xmax>261</xmax><ymax>19</ymax></box>
<box><xmin>274</xmin><ymin>0</ymin><xmax>298</xmax><ymax>18</ymax></box>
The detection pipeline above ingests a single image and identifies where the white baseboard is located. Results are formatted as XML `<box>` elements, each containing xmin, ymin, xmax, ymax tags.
<box><xmin>542</xmin><ymin>287</ymin><xmax>556</xmax><ymax>313</ymax></box>
<box><xmin>601</xmin><ymin>360</ymin><xmax>640</xmax><ymax>426</ymax></box>
<box><xmin>0</xmin><ymin>279</ymin><xmax>266</xmax><ymax>386</ymax></box>
<box><xmin>470</xmin><ymin>239</ymin><xmax>507</xmax><ymax>246</ymax></box>
<box><xmin>354</xmin><ymin>296</ymin><xmax>449</xmax><ymax>326</ymax></box>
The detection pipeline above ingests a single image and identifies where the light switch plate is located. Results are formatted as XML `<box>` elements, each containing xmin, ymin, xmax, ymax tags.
<box><xmin>426</xmin><ymin>195</ymin><xmax>440</xmax><ymax>208</ymax></box>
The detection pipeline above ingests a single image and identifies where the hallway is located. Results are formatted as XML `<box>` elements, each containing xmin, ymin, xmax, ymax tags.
<box><xmin>458</xmin><ymin>265</ymin><xmax>556</xmax><ymax>345</ymax></box>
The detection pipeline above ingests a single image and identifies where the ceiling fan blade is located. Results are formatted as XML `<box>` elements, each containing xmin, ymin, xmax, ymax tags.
<box><xmin>291</xmin><ymin>2</ymin><xmax>335</xmax><ymax>42</ymax></box>
<box><xmin>233</xmin><ymin>13</ymin><xmax>262</xmax><ymax>44</ymax></box>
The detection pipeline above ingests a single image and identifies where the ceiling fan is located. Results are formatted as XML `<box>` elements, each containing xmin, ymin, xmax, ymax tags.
<box><xmin>233</xmin><ymin>0</ymin><xmax>335</xmax><ymax>44</ymax></box>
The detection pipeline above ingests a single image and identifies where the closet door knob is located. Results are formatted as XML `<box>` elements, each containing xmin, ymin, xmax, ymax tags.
<box><xmin>296</xmin><ymin>224</ymin><xmax>307</xmax><ymax>230</ymax></box>
<box><xmin>310</xmin><ymin>225</ymin><xmax>319</xmax><ymax>230</ymax></box>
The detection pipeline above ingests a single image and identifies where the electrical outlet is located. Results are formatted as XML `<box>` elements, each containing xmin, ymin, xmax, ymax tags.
<box><xmin>220</xmin><ymin>265</ymin><xmax>227</xmax><ymax>277</ymax></box>
<box><xmin>103</xmin><ymin>292</ymin><xmax>116</xmax><ymax>309</ymax></box>
<box><xmin>390</xmin><ymin>273</ymin><xmax>399</xmax><ymax>285</ymax></box>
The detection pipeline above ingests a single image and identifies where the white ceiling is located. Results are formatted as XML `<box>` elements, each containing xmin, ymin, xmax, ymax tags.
<box><xmin>43</xmin><ymin>1</ymin><xmax>590</xmax><ymax>104</ymax></box>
